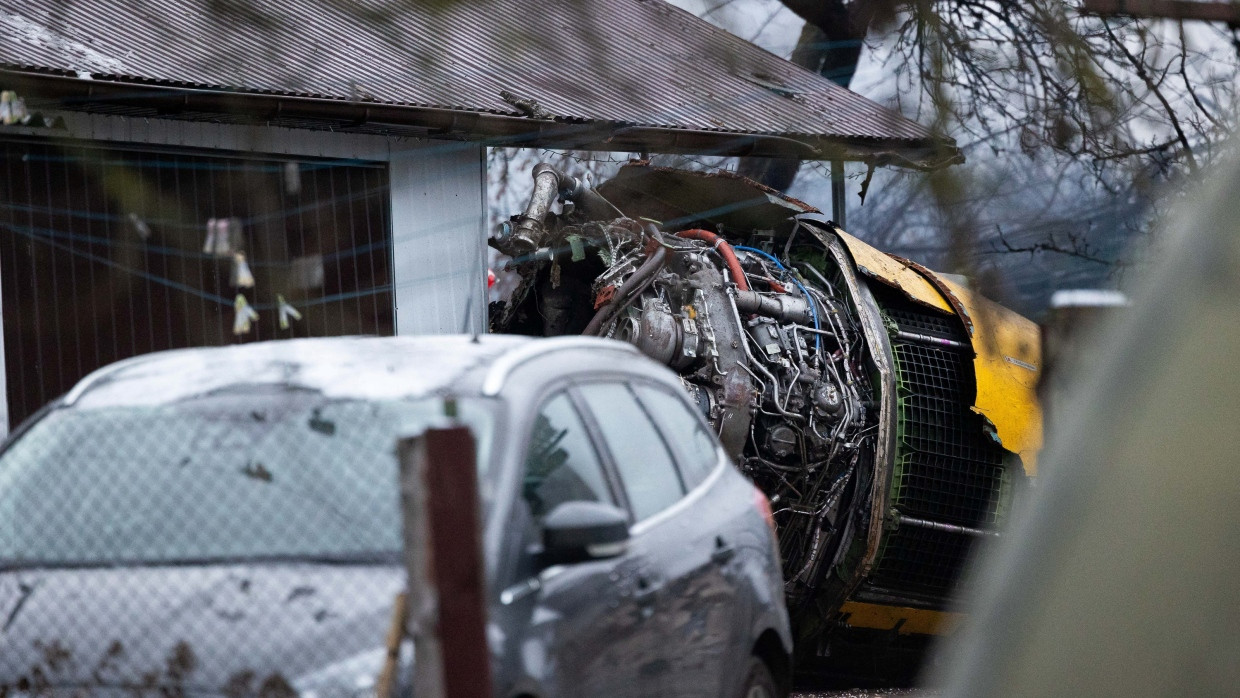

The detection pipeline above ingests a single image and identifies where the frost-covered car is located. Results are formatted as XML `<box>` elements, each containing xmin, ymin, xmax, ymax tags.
<box><xmin>0</xmin><ymin>335</ymin><xmax>791</xmax><ymax>698</ymax></box>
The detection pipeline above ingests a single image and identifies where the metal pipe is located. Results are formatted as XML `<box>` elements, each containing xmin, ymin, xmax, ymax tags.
<box><xmin>510</xmin><ymin>163</ymin><xmax>561</xmax><ymax>256</ymax></box>
<box><xmin>676</xmin><ymin>229</ymin><xmax>751</xmax><ymax>292</ymax></box>
<box><xmin>797</xmin><ymin>325</ymin><xmax>838</xmax><ymax>337</ymax></box>
<box><xmin>733</xmin><ymin>246</ymin><xmax>822</xmax><ymax>355</ymax></box>
<box><xmin>733</xmin><ymin>290</ymin><xmax>813</xmax><ymax>324</ymax></box>
<box><xmin>779</xmin><ymin>363</ymin><xmax>802</xmax><ymax>414</ymax></box>
<box><xmin>790</xmin><ymin>327</ymin><xmax>808</xmax><ymax>365</ymax></box>
<box><xmin>509</xmin><ymin>162</ymin><xmax>625</xmax><ymax>255</ymax></box>
<box><xmin>894</xmin><ymin>330</ymin><xmax>970</xmax><ymax>349</ymax></box>
<box><xmin>898</xmin><ymin>515</ymin><xmax>1000</xmax><ymax>538</ymax></box>
<box><xmin>725</xmin><ymin>288</ymin><xmax>804</xmax><ymax>422</ymax></box>
<box><xmin>561</xmin><ymin>174</ymin><xmax>626</xmax><ymax>220</ymax></box>
<box><xmin>794</xmin><ymin>261</ymin><xmax>839</xmax><ymax>300</ymax></box>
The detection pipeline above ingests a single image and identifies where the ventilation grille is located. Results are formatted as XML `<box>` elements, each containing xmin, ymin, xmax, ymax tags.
<box><xmin>867</xmin><ymin>526</ymin><xmax>975</xmax><ymax>600</ymax></box>
<box><xmin>863</xmin><ymin>293</ymin><xmax>1011</xmax><ymax>606</ymax></box>
<box><xmin>887</xmin><ymin>306</ymin><xmax>961</xmax><ymax>341</ymax></box>
<box><xmin>890</xmin><ymin>343</ymin><xmax>1006</xmax><ymax>526</ymax></box>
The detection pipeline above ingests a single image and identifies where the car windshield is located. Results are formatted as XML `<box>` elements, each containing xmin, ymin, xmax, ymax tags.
<box><xmin>0</xmin><ymin>387</ymin><xmax>495</xmax><ymax>567</ymax></box>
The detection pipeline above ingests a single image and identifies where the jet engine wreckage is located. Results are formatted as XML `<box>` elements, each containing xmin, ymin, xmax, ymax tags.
<box><xmin>490</xmin><ymin>162</ymin><xmax>1043</xmax><ymax>672</ymax></box>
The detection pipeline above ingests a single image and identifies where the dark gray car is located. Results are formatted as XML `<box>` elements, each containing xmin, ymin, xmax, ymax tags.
<box><xmin>0</xmin><ymin>335</ymin><xmax>791</xmax><ymax>698</ymax></box>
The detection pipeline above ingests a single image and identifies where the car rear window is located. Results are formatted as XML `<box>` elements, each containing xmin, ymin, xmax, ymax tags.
<box><xmin>0</xmin><ymin>389</ymin><xmax>495</xmax><ymax>566</ymax></box>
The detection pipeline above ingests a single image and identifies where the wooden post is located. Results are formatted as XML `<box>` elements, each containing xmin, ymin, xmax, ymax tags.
<box><xmin>398</xmin><ymin>426</ymin><xmax>494</xmax><ymax>698</ymax></box>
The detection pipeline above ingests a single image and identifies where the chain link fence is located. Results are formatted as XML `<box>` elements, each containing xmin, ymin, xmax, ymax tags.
<box><xmin>0</xmin><ymin>390</ymin><xmax>471</xmax><ymax>697</ymax></box>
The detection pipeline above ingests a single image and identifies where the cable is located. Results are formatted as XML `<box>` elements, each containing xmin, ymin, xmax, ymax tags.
<box><xmin>732</xmin><ymin>245</ymin><xmax>822</xmax><ymax>355</ymax></box>
<box><xmin>582</xmin><ymin>245</ymin><xmax>668</xmax><ymax>336</ymax></box>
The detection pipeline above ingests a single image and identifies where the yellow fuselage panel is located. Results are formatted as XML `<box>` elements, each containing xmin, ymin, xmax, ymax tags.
<box><xmin>932</xmin><ymin>276</ymin><xmax>1043</xmax><ymax>475</ymax></box>
<box><xmin>827</xmin><ymin>228</ymin><xmax>1044</xmax><ymax>475</ymax></box>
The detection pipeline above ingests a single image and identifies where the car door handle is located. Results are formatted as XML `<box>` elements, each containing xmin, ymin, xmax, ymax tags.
<box><xmin>711</xmin><ymin>536</ymin><xmax>735</xmax><ymax>564</ymax></box>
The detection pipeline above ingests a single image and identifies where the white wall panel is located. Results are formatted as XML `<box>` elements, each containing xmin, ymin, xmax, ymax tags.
<box><xmin>389</xmin><ymin>142</ymin><xmax>487</xmax><ymax>335</ymax></box>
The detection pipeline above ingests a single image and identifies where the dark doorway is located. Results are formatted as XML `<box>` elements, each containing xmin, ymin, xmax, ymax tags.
<box><xmin>0</xmin><ymin>138</ymin><xmax>394</xmax><ymax>427</ymax></box>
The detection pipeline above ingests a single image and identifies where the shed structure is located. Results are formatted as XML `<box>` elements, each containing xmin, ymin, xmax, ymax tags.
<box><xmin>0</xmin><ymin>0</ymin><xmax>953</xmax><ymax>430</ymax></box>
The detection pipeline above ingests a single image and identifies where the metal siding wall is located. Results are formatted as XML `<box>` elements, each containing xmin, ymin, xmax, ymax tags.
<box><xmin>389</xmin><ymin>142</ymin><xmax>486</xmax><ymax>336</ymax></box>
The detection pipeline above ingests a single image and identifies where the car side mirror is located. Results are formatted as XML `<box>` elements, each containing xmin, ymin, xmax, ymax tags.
<box><xmin>541</xmin><ymin>501</ymin><xmax>630</xmax><ymax>565</ymax></box>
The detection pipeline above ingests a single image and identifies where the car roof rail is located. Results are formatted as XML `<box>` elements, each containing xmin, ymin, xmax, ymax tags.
<box><xmin>481</xmin><ymin>337</ymin><xmax>639</xmax><ymax>396</ymax></box>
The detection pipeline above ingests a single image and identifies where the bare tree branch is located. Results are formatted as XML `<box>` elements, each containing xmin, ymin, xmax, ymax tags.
<box><xmin>989</xmin><ymin>225</ymin><xmax>1119</xmax><ymax>267</ymax></box>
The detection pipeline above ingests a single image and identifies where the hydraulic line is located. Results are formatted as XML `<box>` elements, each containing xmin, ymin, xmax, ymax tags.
<box><xmin>725</xmin><ymin>287</ymin><xmax>804</xmax><ymax>422</ymax></box>
<box><xmin>675</xmin><ymin>229</ymin><xmax>750</xmax><ymax>292</ymax></box>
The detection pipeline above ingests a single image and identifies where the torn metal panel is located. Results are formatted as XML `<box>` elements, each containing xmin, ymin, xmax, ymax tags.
<box><xmin>937</xmin><ymin>277</ymin><xmax>1043</xmax><ymax>475</ymax></box>
<box><xmin>896</xmin><ymin>256</ymin><xmax>975</xmax><ymax>336</ymax></box>
<box><xmin>812</xmin><ymin>233</ymin><xmax>898</xmax><ymax>596</ymax></box>
<box><xmin>596</xmin><ymin>162</ymin><xmax>818</xmax><ymax>232</ymax></box>
<box><xmin>829</xmin><ymin>232</ymin><xmax>955</xmax><ymax>315</ymax></box>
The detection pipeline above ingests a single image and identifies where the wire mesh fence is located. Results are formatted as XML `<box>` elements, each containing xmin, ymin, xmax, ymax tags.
<box><xmin>0</xmin><ymin>390</ymin><xmax>443</xmax><ymax>697</ymax></box>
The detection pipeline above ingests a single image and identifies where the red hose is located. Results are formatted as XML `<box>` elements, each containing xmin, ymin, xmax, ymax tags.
<box><xmin>675</xmin><ymin>229</ymin><xmax>750</xmax><ymax>292</ymax></box>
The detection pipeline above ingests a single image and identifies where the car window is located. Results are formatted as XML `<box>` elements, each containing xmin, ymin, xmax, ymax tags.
<box><xmin>577</xmin><ymin>383</ymin><xmax>685</xmax><ymax>522</ymax></box>
<box><xmin>632</xmin><ymin>383</ymin><xmax>721</xmax><ymax>489</ymax></box>
<box><xmin>522</xmin><ymin>393</ymin><xmax>614</xmax><ymax>520</ymax></box>
<box><xmin>0</xmin><ymin>391</ymin><xmax>496</xmax><ymax>565</ymax></box>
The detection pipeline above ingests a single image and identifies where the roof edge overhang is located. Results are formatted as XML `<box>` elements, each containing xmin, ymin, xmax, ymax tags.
<box><xmin>2</xmin><ymin>69</ymin><xmax>963</xmax><ymax>169</ymax></box>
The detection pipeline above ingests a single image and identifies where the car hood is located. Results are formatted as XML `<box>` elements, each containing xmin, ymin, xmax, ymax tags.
<box><xmin>0</xmin><ymin>564</ymin><xmax>405</xmax><ymax>696</ymax></box>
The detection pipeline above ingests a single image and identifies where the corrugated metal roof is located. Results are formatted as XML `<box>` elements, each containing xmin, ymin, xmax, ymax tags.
<box><xmin>0</xmin><ymin>0</ymin><xmax>953</xmax><ymax>161</ymax></box>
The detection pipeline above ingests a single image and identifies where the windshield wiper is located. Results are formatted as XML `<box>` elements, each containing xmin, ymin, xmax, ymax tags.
<box><xmin>2</xmin><ymin>579</ymin><xmax>39</xmax><ymax>632</ymax></box>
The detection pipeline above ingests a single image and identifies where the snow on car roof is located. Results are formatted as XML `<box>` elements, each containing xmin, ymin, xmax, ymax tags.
<box><xmin>65</xmin><ymin>335</ymin><xmax>532</xmax><ymax>409</ymax></box>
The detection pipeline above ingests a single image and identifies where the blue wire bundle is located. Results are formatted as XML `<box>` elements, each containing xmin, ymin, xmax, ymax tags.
<box><xmin>732</xmin><ymin>245</ymin><xmax>823</xmax><ymax>355</ymax></box>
